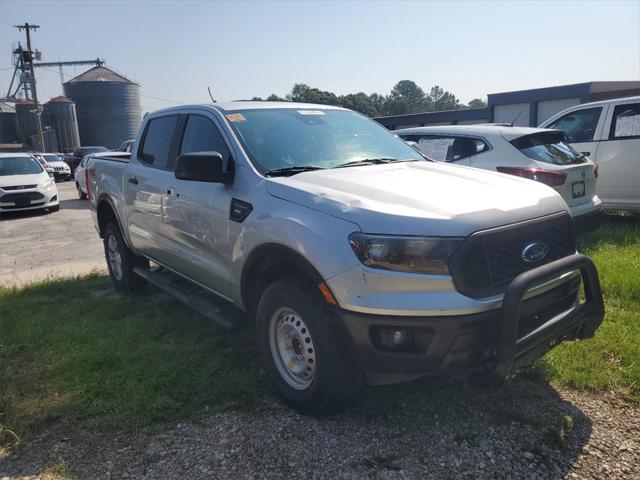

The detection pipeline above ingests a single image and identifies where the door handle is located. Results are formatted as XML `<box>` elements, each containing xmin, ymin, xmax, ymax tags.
<box><xmin>166</xmin><ymin>188</ymin><xmax>179</xmax><ymax>197</ymax></box>
<box><xmin>128</xmin><ymin>176</ymin><xmax>138</xmax><ymax>185</ymax></box>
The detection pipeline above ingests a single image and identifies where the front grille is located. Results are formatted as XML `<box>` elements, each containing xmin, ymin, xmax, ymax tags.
<box><xmin>2</xmin><ymin>185</ymin><xmax>37</xmax><ymax>191</ymax></box>
<box><xmin>0</xmin><ymin>191</ymin><xmax>45</xmax><ymax>203</ymax></box>
<box><xmin>449</xmin><ymin>213</ymin><xmax>575</xmax><ymax>298</ymax></box>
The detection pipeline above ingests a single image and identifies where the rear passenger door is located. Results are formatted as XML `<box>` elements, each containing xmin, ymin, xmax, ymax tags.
<box><xmin>124</xmin><ymin>114</ymin><xmax>180</xmax><ymax>266</ymax></box>
<box><xmin>163</xmin><ymin>113</ymin><xmax>235</xmax><ymax>297</ymax></box>
<box><xmin>595</xmin><ymin>101</ymin><xmax>640</xmax><ymax>208</ymax></box>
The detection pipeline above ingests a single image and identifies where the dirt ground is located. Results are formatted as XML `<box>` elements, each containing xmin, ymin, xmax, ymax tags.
<box><xmin>0</xmin><ymin>181</ymin><xmax>106</xmax><ymax>286</ymax></box>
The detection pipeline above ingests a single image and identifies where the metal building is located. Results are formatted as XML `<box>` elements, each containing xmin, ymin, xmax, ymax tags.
<box><xmin>15</xmin><ymin>100</ymin><xmax>37</xmax><ymax>142</ymax></box>
<box><xmin>63</xmin><ymin>66</ymin><xmax>142</xmax><ymax>148</ymax></box>
<box><xmin>43</xmin><ymin>96</ymin><xmax>81</xmax><ymax>152</ymax></box>
<box><xmin>0</xmin><ymin>102</ymin><xmax>18</xmax><ymax>144</ymax></box>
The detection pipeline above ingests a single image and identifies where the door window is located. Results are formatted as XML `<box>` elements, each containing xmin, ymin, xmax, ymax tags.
<box><xmin>178</xmin><ymin>115</ymin><xmax>231</xmax><ymax>168</ymax></box>
<box><xmin>401</xmin><ymin>135</ymin><xmax>488</xmax><ymax>162</ymax></box>
<box><xmin>546</xmin><ymin>108</ymin><xmax>602</xmax><ymax>143</ymax></box>
<box><xmin>139</xmin><ymin>115</ymin><xmax>179</xmax><ymax>168</ymax></box>
<box><xmin>608</xmin><ymin>103</ymin><xmax>640</xmax><ymax>140</ymax></box>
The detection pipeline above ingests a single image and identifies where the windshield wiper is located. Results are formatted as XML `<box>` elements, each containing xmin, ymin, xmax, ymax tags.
<box><xmin>334</xmin><ymin>158</ymin><xmax>414</xmax><ymax>168</ymax></box>
<box><xmin>265</xmin><ymin>166</ymin><xmax>326</xmax><ymax>177</ymax></box>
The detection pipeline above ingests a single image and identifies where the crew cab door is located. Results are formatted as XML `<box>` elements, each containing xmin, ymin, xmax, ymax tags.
<box><xmin>124</xmin><ymin>114</ymin><xmax>181</xmax><ymax>266</ymax></box>
<box><xmin>594</xmin><ymin>101</ymin><xmax>640</xmax><ymax>208</ymax></box>
<box><xmin>163</xmin><ymin>113</ymin><xmax>235</xmax><ymax>297</ymax></box>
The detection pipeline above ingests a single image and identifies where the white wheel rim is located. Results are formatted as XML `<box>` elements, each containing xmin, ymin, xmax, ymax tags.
<box><xmin>107</xmin><ymin>235</ymin><xmax>123</xmax><ymax>281</ymax></box>
<box><xmin>269</xmin><ymin>307</ymin><xmax>317</xmax><ymax>390</ymax></box>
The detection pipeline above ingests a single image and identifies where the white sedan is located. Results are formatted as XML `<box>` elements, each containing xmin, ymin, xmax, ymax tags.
<box><xmin>396</xmin><ymin>125</ymin><xmax>603</xmax><ymax>232</ymax></box>
<box><xmin>0</xmin><ymin>153</ymin><xmax>60</xmax><ymax>214</ymax></box>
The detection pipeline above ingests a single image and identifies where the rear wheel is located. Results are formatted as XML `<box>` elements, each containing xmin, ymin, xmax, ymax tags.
<box><xmin>256</xmin><ymin>278</ymin><xmax>363</xmax><ymax>415</ymax></box>
<box><xmin>103</xmin><ymin>223</ymin><xmax>148</xmax><ymax>293</ymax></box>
<box><xmin>77</xmin><ymin>182</ymin><xmax>87</xmax><ymax>200</ymax></box>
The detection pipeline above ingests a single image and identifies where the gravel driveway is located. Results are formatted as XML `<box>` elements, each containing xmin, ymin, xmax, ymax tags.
<box><xmin>1</xmin><ymin>379</ymin><xmax>637</xmax><ymax>479</ymax></box>
<box><xmin>0</xmin><ymin>181</ymin><xmax>106</xmax><ymax>286</ymax></box>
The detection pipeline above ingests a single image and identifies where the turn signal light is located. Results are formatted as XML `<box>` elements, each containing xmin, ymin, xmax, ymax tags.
<box><xmin>496</xmin><ymin>166</ymin><xmax>567</xmax><ymax>187</ymax></box>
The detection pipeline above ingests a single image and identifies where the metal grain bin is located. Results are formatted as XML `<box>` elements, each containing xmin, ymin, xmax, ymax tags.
<box><xmin>15</xmin><ymin>100</ymin><xmax>37</xmax><ymax>143</ymax></box>
<box><xmin>0</xmin><ymin>102</ymin><xmax>18</xmax><ymax>143</ymax></box>
<box><xmin>63</xmin><ymin>66</ymin><xmax>142</xmax><ymax>148</ymax></box>
<box><xmin>43</xmin><ymin>96</ymin><xmax>81</xmax><ymax>152</ymax></box>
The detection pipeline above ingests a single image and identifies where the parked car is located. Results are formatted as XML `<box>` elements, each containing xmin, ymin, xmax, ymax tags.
<box><xmin>32</xmin><ymin>154</ymin><xmax>55</xmax><ymax>177</ymax></box>
<box><xmin>118</xmin><ymin>139</ymin><xmax>134</xmax><ymax>152</ymax></box>
<box><xmin>67</xmin><ymin>146</ymin><xmax>109</xmax><ymax>174</ymax></box>
<box><xmin>39</xmin><ymin>153</ymin><xmax>72</xmax><ymax>181</ymax></box>
<box><xmin>0</xmin><ymin>153</ymin><xmax>60</xmax><ymax>214</ymax></box>
<box><xmin>539</xmin><ymin>96</ymin><xmax>640</xmax><ymax>211</ymax></box>
<box><xmin>76</xmin><ymin>152</ymin><xmax>129</xmax><ymax>200</ymax></box>
<box><xmin>396</xmin><ymin>125</ymin><xmax>603</xmax><ymax>232</ymax></box>
<box><xmin>88</xmin><ymin>102</ymin><xmax>604</xmax><ymax>414</ymax></box>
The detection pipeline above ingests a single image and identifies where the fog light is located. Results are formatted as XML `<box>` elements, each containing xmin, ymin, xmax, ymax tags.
<box><xmin>393</xmin><ymin>329</ymin><xmax>409</xmax><ymax>345</ymax></box>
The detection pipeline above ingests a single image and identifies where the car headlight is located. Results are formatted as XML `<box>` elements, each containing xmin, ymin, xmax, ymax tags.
<box><xmin>39</xmin><ymin>178</ymin><xmax>55</xmax><ymax>191</ymax></box>
<box><xmin>348</xmin><ymin>233</ymin><xmax>463</xmax><ymax>275</ymax></box>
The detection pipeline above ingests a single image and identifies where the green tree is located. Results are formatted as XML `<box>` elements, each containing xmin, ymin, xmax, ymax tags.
<box><xmin>339</xmin><ymin>92</ymin><xmax>380</xmax><ymax>117</ymax></box>
<box><xmin>428</xmin><ymin>85</ymin><xmax>461</xmax><ymax>111</ymax></box>
<box><xmin>266</xmin><ymin>93</ymin><xmax>285</xmax><ymax>101</ymax></box>
<box><xmin>467</xmin><ymin>98</ymin><xmax>487</xmax><ymax>108</ymax></box>
<box><xmin>384</xmin><ymin>80</ymin><xmax>429</xmax><ymax>115</ymax></box>
<box><xmin>287</xmin><ymin>83</ymin><xmax>339</xmax><ymax>105</ymax></box>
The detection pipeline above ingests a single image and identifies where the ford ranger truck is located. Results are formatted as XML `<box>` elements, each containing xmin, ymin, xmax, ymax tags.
<box><xmin>88</xmin><ymin>103</ymin><xmax>605</xmax><ymax>415</ymax></box>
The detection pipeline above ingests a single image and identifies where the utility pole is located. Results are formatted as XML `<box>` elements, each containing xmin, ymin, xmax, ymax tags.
<box><xmin>14</xmin><ymin>23</ymin><xmax>45</xmax><ymax>151</ymax></box>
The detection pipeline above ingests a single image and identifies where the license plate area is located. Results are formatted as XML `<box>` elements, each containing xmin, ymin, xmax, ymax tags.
<box><xmin>572</xmin><ymin>181</ymin><xmax>586</xmax><ymax>199</ymax></box>
<box><xmin>13</xmin><ymin>195</ymin><xmax>31</xmax><ymax>207</ymax></box>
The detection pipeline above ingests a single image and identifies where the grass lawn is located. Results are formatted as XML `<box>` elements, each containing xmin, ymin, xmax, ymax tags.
<box><xmin>1</xmin><ymin>215</ymin><xmax>638</xmax><ymax>445</ymax></box>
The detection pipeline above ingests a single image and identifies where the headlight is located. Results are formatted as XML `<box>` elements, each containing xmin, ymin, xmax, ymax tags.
<box><xmin>348</xmin><ymin>233</ymin><xmax>463</xmax><ymax>275</ymax></box>
<box><xmin>39</xmin><ymin>179</ymin><xmax>55</xmax><ymax>191</ymax></box>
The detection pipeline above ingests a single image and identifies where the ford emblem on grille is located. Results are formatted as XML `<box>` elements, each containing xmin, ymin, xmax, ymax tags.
<box><xmin>521</xmin><ymin>242</ymin><xmax>549</xmax><ymax>263</ymax></box>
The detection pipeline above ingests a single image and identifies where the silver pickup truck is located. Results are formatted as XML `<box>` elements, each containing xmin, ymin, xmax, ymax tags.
<box><xmin>88</xmin><ymin>102</ymin><xmax>604</xmax><ymax>414</ymax></box>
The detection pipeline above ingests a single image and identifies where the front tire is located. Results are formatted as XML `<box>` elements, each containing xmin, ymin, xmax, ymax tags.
<box><xmin>103</xmin><ymin>223</ymin><xmax>148</xmax><ymax>293</ymax></box>
<box><xmin>256</xmin><ymin>278</ymin><xmax>364</xmax><ymax>415</ymax></box>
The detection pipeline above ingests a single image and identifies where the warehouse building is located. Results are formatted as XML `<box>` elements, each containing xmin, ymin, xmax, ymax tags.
<box><xmin>375</xmin><ymin>81</ymin><xmax>640</xmax><ymax>130</ymax></box>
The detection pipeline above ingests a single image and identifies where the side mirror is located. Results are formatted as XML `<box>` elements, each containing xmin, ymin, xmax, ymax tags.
<box><xmin>174</xmin><ymin>151</ymin><xmax>233</xmax><ymax>184</ymax></box>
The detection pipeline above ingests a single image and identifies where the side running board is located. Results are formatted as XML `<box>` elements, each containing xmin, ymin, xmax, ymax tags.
<box><xmin>133</xmin><ymin>266</ymin><xmax>242</xmax><ymax>330</ymax></box>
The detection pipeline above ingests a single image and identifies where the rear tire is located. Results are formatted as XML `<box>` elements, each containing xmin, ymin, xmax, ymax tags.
<box><xmin>256</xmin><ymin>278</ymin><xmax>364</xmax><ymax>415</ymax></box>
<box><xmin>103</xmin><ymin>222</ymin><xmax>148</xmax><ymax>293</ymax></box>
<box><xmin>77</xmin><ymin>183</ymin><xmax>87</xmax><ymax>200</ymax></box>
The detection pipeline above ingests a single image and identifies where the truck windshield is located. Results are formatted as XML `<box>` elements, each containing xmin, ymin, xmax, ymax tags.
<box><xmin>0</xmin><ymin>156</ymin><xmax>44</xmax><ymax>176</ymax></box>
<box><xmin>226</xmin><ymin>108</ymin><xmax>424</xmax><ymax>173</ymax></box>
<box><xmin>510</xmin><ymin>132</ymin><xmax>585</xmax><ymax>165</ymax></box>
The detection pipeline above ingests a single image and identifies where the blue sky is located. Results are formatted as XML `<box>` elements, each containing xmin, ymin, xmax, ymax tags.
<box><xmin>1</xmin><ymin>0</ymin><xmax>639</xmax><ymax>113</ymax></box>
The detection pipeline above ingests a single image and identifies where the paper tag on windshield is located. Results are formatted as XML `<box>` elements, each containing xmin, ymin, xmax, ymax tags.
<box><xmin>225</xmin><ymin>113</ymin><xmax>246</xmax><ymax>122</ymax></box>
<box><xmin>297</xmin><ymin>110</ymin><xmax>325</xmax><ymax>115</ymax></box>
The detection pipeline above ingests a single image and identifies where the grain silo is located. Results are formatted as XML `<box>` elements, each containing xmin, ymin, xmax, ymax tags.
<box><xmin>0</xmin><ymin>102</ymin><xmax>18</xmax><ymax>144</ymax></box>
<box><xmin>43</xmin><ymin>96</ymin><xmax>81</xmax><ymax>152</ymax></box>
<box><xmin>63</xmin><ymin>66</ymin><xmax>142</xmax><ymax>148</ymax></box>
<box><xmin>15</xmin><ymin>100</ymin><xmax>37</xmax><ymax>143</ymax></box>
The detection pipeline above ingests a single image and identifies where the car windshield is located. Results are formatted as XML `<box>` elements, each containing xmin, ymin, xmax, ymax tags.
<box><xmin>42</xmin><ymin>154</ymin><xmax>61</xmax><ymax>162</ymax></box>
<box><xmin>510</xmin><ymin>132</ymin><xmax>585</xmax><ymax>165</ymax></box>
<box><xmin>226</xmin><ymin>108</ymin><xmax>424</xmax><ymax>173</ymax></box>
<box><xmin>0</xmin><ymin>156</ymin><xmax>44</xmax><ymax>176</ymax></box>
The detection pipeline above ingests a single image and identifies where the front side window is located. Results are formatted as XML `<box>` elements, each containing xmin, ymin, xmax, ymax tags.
<box><xmin>179</xmin><ymin>115</ymin><xmax>231</xmax><ymax>167</ymax></box>
<box><xmin>0</xmin><ymin>156</ymin><xmax>44</xmax><ymax>176</ymax></box>
<box><xmin>140</xmin><ymin>115</ymin><xmax>179</xmax><ymax>168</ymax></box>
<box><xmin>511</xmin><ymin>131</ymin><xmax>584</xmax><ymax>165</ymax></box>
<box><xmin>400</xmin><ymin>135</ymin><xmax>488</xmax><ymax>162</ymax></box>
<box><xmin>547</xmin><ymin>107</ymin><xmax>602</xmax><ymax>143</ymax></box>
<box><xmin>609</xmin><ymin>103</ymin><xmax>640</xmax><ymax>140</ymax></box>
<box><xmin>226</xmin><ymin>108</ymin><xmax>423</xmax><ymax>173</ymax></box>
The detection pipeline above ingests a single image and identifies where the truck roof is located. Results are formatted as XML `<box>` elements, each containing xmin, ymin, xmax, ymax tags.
<box><xmin>149</xmin><ymin>102</ymin><xmax>347</xmax><ymax>117</ymax></box>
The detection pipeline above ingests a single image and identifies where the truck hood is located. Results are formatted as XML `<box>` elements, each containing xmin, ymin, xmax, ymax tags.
<box><xmin>0</xmin><ymin>172</ymin><xmax>48</xmax><ymax>189</ymax></box>
<box><xmin>265</xmin><ymin>161</ymin><xmax>568</xmax><ymax>236</ymax></box>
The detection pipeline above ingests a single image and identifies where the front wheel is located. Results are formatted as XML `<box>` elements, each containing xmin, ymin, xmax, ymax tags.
<box><xmin>256</xmin><ymin>278</ymin><xmax>364</xmax><ymax>415</ymax></box>
<box><xmin>103</xmin><ymin>223</ymin><xmax>148</xmax><ymax>293</ymax></box>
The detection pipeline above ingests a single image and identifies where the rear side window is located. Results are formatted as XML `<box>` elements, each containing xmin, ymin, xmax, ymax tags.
<box><xmin>179</xmin><ymin>115</ymin><xmax>231</xmax><ymax>166</ymax></box>
<box><xmin>401</xmin><ymin>135</ymin><xmax>488</xmax><ymax>162</ymax></box>
<box><xmin>546</xmin><ymin>108</ymin><xmax>601</xmax><ymax>143</ymax></box>
<box><xmin>140</xmin><ymin>115</ymin><xmax>179</xmax><ymax>168</ymax></box>
<box><xmin>511</xmin><ymin>132</ymin><xmax>584</xmax><ymax>165</ymax></box>
<box><xmin>609</xmin><ymin>103</ymin><xmax>640</xmax><ymax>140</ymax></box>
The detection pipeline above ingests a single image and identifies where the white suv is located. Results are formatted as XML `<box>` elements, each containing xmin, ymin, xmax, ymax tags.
<box><xmin>540</xmin><ymin>96</ymin><xmax>640</xmax><ymax>211</ymax></box>
<box><xmin>396</xmin><ymin>125</ymin><xmax>603</xmax><ymax>232</ymax></box>
<box><xmin>0</xmin><ymin>153</ymin><xmax>60</xmax><ymax>214</ymax></box>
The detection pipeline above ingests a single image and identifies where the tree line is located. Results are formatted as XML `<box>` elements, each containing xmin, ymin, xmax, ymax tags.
<box><xmin>250</xmin><ymin>80</ymin><xmax>487</xmax><ymax>117</ymax></box>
